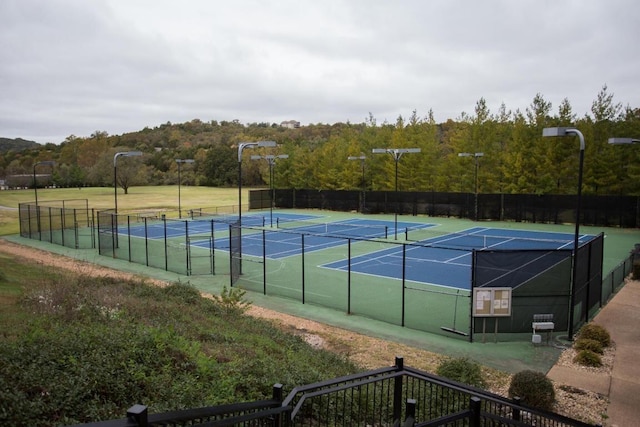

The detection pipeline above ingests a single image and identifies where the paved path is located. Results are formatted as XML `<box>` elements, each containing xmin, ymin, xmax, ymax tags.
<box><xmin>548</xmin><ymin>279</ymin><xmax>640</xmax><ymax>427</ymax></box>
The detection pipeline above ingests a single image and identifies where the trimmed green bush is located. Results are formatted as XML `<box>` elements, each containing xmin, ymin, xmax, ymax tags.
<box><xmin>508</xmin><ymin>370</ymin><xmax>555</xmax><ymax>411</ymax></box>
<box><xmin>436</xmin><ymin>357</ymin><xmax>486</xmax><ymax>388</ymax></box>
<box><xmin>573</xmin><ymin>349</ymin><xmax>602</xmax><ymax>367</ymax></box>
<box><xmin>577</xmin><ymin>323</ymin><xmax>611</xmax><ymax>348</ymax></box>
<box><xmin>574</xmin><ymin>338</ymin><xmax>603</xmax><ymax>354</ymax></box>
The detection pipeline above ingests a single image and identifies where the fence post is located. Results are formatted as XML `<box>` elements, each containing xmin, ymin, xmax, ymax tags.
<box><xmin>469</xmin><ymin>396</ymin><xmax>481</xmax><ymax>427</ymax></box>
<box><xmin>512</xmin><ymin>396</ymin><xmax>521</xmax><ymax>421</ymax></box>
<box><xmin>402</xmin><ymin>399</ymin><xmax>416</xmax><ymax>427</ymax></box>
<box><xmin>393</xmin><ymin>357</ymin><xmax>404</xmax><ymax>424</ymax></box>
<box><xmin>272</xmin><ymin>383</ymin><xmax>284</xmax><ymax>427</ymax></box>
<box><xmin>126</xmin><ymin>404</ymin><xmax>148</xmax><ymax>427</ymax></box>
<box><xmin>347</xmin><ymin>239</ymin><xmax>351</xmax><ymax>314</ymax></box>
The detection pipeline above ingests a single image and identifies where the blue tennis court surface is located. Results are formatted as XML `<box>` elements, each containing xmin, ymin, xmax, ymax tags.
<box><xmin>321</xmin><ymin>227</ymin><xmax>596</xmax><ymax>290</ymax></box>
<box><xmin>204</xmin><ymin>217</ymin><xmax>435</xmax><ymax>258</ymax></box>
<box><xmin>119</xmin><ymin>212</ymin><xmax>314</xmax><ymax>239</ymax></box>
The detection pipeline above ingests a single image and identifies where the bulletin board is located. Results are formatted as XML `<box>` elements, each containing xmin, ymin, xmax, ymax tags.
<box><xmin>472</xmin><ymin>287</ymin><xmax>512</xmax><ymax>317</ymax></box>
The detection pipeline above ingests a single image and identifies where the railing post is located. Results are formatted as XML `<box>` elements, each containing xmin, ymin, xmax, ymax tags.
<box><xmin>393</xmin><ymin>357</ymin><xmax>404</xmax><ymax>424</ymax></box>
<box><xmin>127</xmin><ymin>404</ymin><xmax>148</xmax><ymax>427</ymax></box>
<box><xmin>512</xmin><ymin>396</ymin><xmax>521</xmax><ymax>422</ymax></box>
<box><xmin>403</xmin><ymin>399</ymin><xmax>416</xmax><ymax>427</ymax></box>
<box><xmin>272</xmin><ymin>383</ymin><xmax>284</xmax><ymax>427</ymax></box>
<box><xmin>469</xmin><ymin>396</ymin><xmax>481</xmax><ymax>427</ymax></box>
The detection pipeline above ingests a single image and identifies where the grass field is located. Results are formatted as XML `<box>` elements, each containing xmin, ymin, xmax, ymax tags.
<box><xmin>0</xmin><ymin>186</ymin><xmax>250</xmax><ymax>236</ymax></box>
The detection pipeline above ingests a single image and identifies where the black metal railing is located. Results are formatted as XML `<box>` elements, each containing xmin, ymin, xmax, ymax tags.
<box><xmin>69</xmin><ymin>384</ymin><xmax>290</xmax><ymax>427</ymax></box>
<box><xmin>68</xmin><ymin>357</ymin><xmax>599</xmax><ymax>427</ymax></box>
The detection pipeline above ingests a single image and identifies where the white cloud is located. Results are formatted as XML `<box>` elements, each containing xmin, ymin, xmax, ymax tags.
<box><xmin>1</xmin><ymin>0</ymin><xmax>639</xmax><ymax>143</ymax></box>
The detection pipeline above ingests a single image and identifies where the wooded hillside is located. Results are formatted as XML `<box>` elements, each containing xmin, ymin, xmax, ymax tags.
<box><xmin>2</xmin><ymin>87</ymin><xmax>640</xmax><ymax>195</ymax></box>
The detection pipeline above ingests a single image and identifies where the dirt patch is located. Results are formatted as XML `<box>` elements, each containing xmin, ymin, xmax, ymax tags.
<box><xmin>0</xmin><ymin>239</ymin><xmax>609</xmax><ymax>425</ymax></box>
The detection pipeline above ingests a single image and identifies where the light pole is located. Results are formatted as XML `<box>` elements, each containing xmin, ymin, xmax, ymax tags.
<box><xmin>33</xmin><ymin>160</ymin><xmax>56</xmax><ymax>206</ymax></box>
<box><xmin>251</xmin><ymin>154</ymin><xmax>289</xmax><ymax>226</ymax></box>
<box><xmin>348</xmin><ymin>155</ymin><xmax>367</xmax><ymax>213</ymax></box>
<box><xmin>237</xmin><ymin>141</ymin><xmax>277</xmax><ymax>274</ymax></box>
<box><xmin>458</xmin><ymin>152</ymin><xmax>484</xmax><ymax>221</ymax></box>
<box><xmin>175</xmin><ymin>159</ymin><xmax>195</xmax><ymax>218</ymax></box>
<box><xmin>372</xmin><ymin>148</ymin><xmax>421</xmax><ymax>239</ymax></box>
<box><xmin>542</xmin><ymin>127</ymin><xmax>585</xmax><ymax>340</ymax></box>
<box><xmin>238</xmin><ymin>141</ymin><xmax>277</xmax><ymax>224</ymax></box>
<box><xmin>113</xmin><ymin>151</ymin><xmax>142</xmax><ymax>214</ymax></box>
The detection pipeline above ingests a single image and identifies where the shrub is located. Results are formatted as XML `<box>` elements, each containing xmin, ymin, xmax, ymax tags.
<box><xmin>577</xmin><ymin>323</ymin><xmax>611</xmax><ymax>348</ymax></box>
<box><xmin>632</xmin><ymin>261</ymin><xmax>640</xmax><ymax>280</ymax></box>
<box><xmin>436</xmin><ymin>357</ymin><xmax>486</xmax><ymax>388</ymax></box>
<box><xmin>573</xmin><ymin>349</ymin><xmax>602</xmax><ymax>367</ymax></box>
<box><xmin>574</xmin><ymin>338</ymin><xmax>603</xmax><ymax>354</ymax></box>
<box><xmin>508</xmin><ymin>370</ymin><xmax>555</xmax><ymax>411</ymax></box>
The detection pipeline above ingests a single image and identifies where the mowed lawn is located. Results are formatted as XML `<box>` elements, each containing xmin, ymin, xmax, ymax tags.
<box><xmin>0</xmin><ymin>186</ymin><xmax>253</xmax><ymax>236</ymax></box>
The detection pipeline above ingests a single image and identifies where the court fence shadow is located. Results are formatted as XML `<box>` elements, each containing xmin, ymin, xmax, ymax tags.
<box><xmin>67</xmin><ymin>357</ymin><xmax>598</xmax><ymax>427</ymax></box>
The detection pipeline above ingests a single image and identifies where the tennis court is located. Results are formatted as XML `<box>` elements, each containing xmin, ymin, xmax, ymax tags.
<box><xmin>30</xmin><ymin>204</ymin><xmax>619</xmax><ymax>341</ymax></box>
<box><xmin>119</xmin><ymin>213</ymin><xmax>270</xmax><ymax>239</ymax></box>
<box><xmin>227</xmin><ymin>217</ymin><xmax>434</xmax><ymax>259</ymax></box>
<box><xmin>114</xmin><ymin>212</ymin><xmax>596</xmax><ymax>293</ymax></box>
<box><xmin>322</xmin><ymin>226</ymin><xmax>596</xmax><ymax>290</ymax></box>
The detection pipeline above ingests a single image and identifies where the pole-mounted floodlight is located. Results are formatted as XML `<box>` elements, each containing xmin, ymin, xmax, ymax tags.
<box><xmin>372</xmin><ymin>148</ymin><xmax>421</xmax><ymax>239</ymax></box>
<box><xmin>236</xmin><ymin>141</ymin><xmax>277</xmax><ymax>275</ymax></box>
<box><xmin>542</xmin><ymin>127</ymin><xmax>585</xmax><ymax>340</ymax></box>
<box><xmin>251</xmin><ymin>154</ymin><xmax>289</xmax><ymax>226</ymax></box>
<box><xmin>113</xmin><ymin>151</ymin><xmax>142</xmax><ymax>214</ymax></box>
<box><xmin>608</xmin><ymin>138</ymin><xmax>640</xmax><ymax>145</ymax></box>
<box><xmin>176</xmin><ymin>159</ymin><xmax>195</xmax><ymax>218</ymax></box>
<box><xmin>458</xmin><ymin>152</ymin><xmax>484</xmax><ymax>221</ymax></box>
<box><xmin>33</xmin><ymin>160</ymin><xmax>56</xmax><ymax>207</ymax></box>
<box><xmin>348</xmin><ymin>155</ymin><xmax>367</xmax><ymax>213</ymax></box>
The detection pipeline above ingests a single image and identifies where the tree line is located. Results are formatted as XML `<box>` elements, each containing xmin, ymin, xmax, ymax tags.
<box><xmin>2</xmin><ymin>86</ymin><xmax>640</xmax><ymax>196</ymax></box>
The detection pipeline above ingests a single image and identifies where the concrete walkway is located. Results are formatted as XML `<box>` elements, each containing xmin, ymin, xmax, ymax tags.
<box><xmin>548</xmin><ymin>279</ymin><xmax>640</xmax><ymax>427</ymax></box>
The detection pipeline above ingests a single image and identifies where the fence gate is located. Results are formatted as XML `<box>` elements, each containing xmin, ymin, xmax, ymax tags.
<box><xmin>97</xmin><ymin>210</ymin><xmax>116</xmax><ymax>257</ymax></box>
<box><xmin>229</xmin><ymin>222</ymin><xmax>241</xmax><ymax>286</ymax></box>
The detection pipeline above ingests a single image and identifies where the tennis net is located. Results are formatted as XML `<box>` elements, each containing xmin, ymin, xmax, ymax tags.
<box><xmin>276</xmin><ymin>218</ymin><xmax>388</xmax><ymax>239</ymax></box>
<box><xmin>190</xmin><ymin>214</ymin><xmax>265</xmax><ymax>227</ymax></box>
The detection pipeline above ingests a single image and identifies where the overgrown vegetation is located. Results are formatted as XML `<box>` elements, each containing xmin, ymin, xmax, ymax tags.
<box><xmin>508</xmin><ymin>370</ymin><xmax>556</xmax><ymax>411</ymax></box>
<box><xmin>435</xmin><ymin>357</ymin><xmax>486</xmax><ymax>388</ymax></box>
<box><xmin>0</xmin><ymin>254</ymin><xmax>359</xmax><ymax>427</ymax></box>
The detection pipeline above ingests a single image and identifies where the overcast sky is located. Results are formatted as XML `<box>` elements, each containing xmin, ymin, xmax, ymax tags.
<box><xmin>2</xmin><ymin>0</ymin><xmax>639</xmax><ymax>144</ymax></box>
